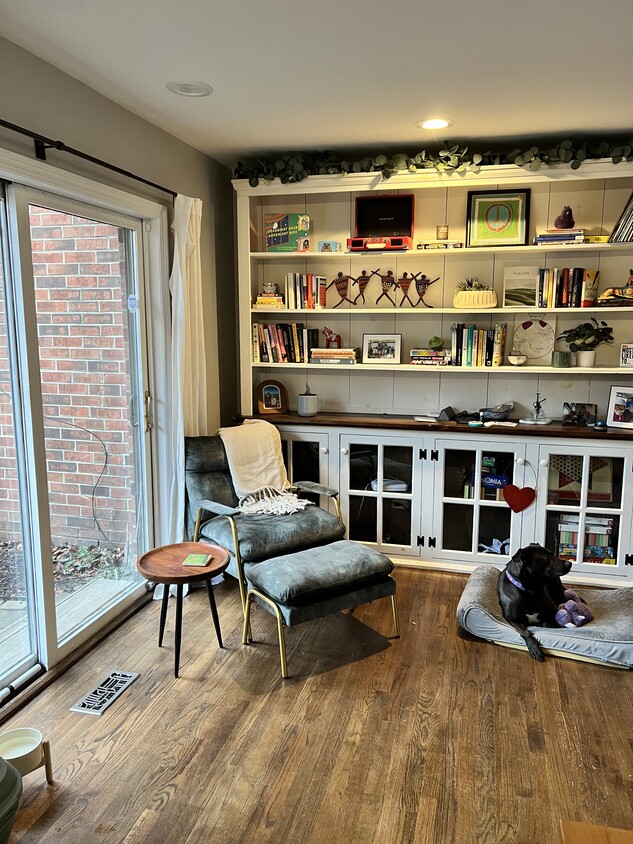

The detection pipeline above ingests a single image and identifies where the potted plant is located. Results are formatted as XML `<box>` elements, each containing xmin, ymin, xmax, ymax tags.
<box><xmin>453</xmin><ymin>277</ymin><xmax>497</xmax><ymax>309</ymax></box>
<box><xmin>556</xmin><ymin>317</ymin><xmax>614</xmax><ymax>367</ymax></box>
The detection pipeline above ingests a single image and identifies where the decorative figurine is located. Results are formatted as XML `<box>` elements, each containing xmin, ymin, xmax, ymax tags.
<box><xmin>352</xmin><ymin>269</ymin><xmax>377</xmax><ymax>305</ymax></box>
<box><xmin>373</xmin><ymin>269</ymin><xmax>398</xmax><ymax>307</ymax></box>
<box><xmin>413</xmin><ymin>273</ymin><xmax>440</xmax><ymax>308</ymax></box>
<box><xmin>397</xmin><ymin>272</ymin><xmax>416</xmax><ymax>307</ymax></box>
<box><xmin>554</xmin><ymin>205</ymin><xmax>575</xmax><ymax>229</ymax></box>
<box><xmin>596</xmin><ymin>269</ymin><xmax>633</xmax><ymax>306</ymax></box>
<box><xmin>322</xmin><ymin>326</ymin><xmax>341</xmax><ymax>348</ymax></box>
<box><xmin>326</xmin><ymin>272</ymin><xmax>356</xmax><ymax>307</ymax></box>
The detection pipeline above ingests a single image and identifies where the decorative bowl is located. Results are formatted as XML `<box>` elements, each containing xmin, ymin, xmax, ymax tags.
<box><xmin>508</xmin><ymin>354</ymin><xmax>527</xmax><ymax>366</ymax></box>
<box><xmin>453</xmin><ymin>290</ymin><xmax>497</xmax><ymax>309</ymax></box>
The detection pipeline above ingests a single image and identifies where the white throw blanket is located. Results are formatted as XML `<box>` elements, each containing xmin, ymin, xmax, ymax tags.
<box><xmin>218</xmin><ymin>419</ymin><xmax>311</xmax><ymax>515</ymax></box>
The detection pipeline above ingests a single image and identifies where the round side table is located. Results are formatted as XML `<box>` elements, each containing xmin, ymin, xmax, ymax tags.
<box><xmin>137</xmin><ymin>542</ymin><xmax>230</xmax><ymax>677</ymax></box>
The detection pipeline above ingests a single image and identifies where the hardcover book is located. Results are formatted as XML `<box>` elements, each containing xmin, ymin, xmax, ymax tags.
<box><xmin>265</xmin><ymin>213</ymin><xmax>310</xmax><ymax>252</ymax></box>
<box><xmin>503</xmin><ymin>266</ymin><xmax>539</xmax><ymax>307</ymax></box>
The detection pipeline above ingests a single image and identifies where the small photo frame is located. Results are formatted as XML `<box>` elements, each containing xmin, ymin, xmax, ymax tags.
<box><xmin>607</xmin><ymin>386</ymin><xmax>633</xmax><ymax>428</ymax></box>
<box><xmin>466</xmin><ymin>189</ymin><xmax>531</xmax><ymax>247</ymax></box>
<box><xmin>362</xmin><ymin>333</ymin><xmax>402</xmax><ymax>364</ymax></box>
<box><xmin>562</xmin><ymin>402</ymin><xmax>598</xmax><ymax>426</ymax></box>
<box><xmin>620</xmin><ymin>343</ymin><xmax>633</xmax><ymax>367</ymax></box>
<box><xmin>256</xmin><ymin>379</ymin><xmax>288</xmax><ymax>414</ymax></box>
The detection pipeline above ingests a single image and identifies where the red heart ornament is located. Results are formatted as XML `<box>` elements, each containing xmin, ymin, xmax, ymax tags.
<box><xmin>502</xmin><ymin>485</ymin><xmax>536</xmax><ymax>513</ymax></box>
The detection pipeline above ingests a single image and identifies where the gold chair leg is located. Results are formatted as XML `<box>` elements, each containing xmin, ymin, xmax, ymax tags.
<box><xmin>242</xmin><ymin>593</ymin><xmax>253</xmax><ymax>644</ymax></box>
<box><xmin>391</xmin><ymin>593</ymin><xmax>400</xmax><ymax>638</ymax></box>
<box><xmin>243</xmin><ymin>588</ymin><xmax>289</xmax><ymax>679</ymax></box>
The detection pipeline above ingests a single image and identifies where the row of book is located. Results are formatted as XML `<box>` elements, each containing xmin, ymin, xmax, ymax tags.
<box><xmin>536</xmin><ymin>267</ymin><xmax>599</xmax><ymax>308</ymax></box>
<box><xmin>285</xmin><ymin>273</ymin><xmax>327</xmax><ymax>310</ymax></box>
<box><xmin>252</xmin><ymin>322</ymin><xmax>319</xmax><ymax>364</ymax></box>
<box><xmin>608</xmin><ymin>191</ymin><xmax>633</xmax><ymax>242</ymax></box>
<box><xmin>557</xmin><ymin>514</ymin><xmax>616</xmax><ymax>565</ymax></box>
<box><xmin>450</xmin><ymin>323</ymin><xmax>507</xmax><ymax>367</ymax></box>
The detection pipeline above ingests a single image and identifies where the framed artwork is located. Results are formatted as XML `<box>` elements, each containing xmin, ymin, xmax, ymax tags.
<box><xmin>256</xmin><ymin>379</ymin><xmax>288</xmax><ymax>414</ymax></box>
<box><xmin>466</xmin><ymin>189</ymin><xmax>531</xmax><ymax>247</ymax></box>
<box><xmin>606</xmin><ymin>385</ymin><xmax>633</xmax><ymax>428</ymax></box>
<box><xmin>562</xmin><ymin>402</ymin><xmax>598</xmax><ymax>426</ymax></box>
<box><xmin>362</xmin><ymin>333</ymin><xmax>402</xmax><ymax>364</ymax></box>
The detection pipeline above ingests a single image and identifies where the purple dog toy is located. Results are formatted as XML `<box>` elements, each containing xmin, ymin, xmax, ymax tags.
<box><xmin>555</xmin><ymin>589</ymin><xmax>594</xmax><ymax>628</ymax></box>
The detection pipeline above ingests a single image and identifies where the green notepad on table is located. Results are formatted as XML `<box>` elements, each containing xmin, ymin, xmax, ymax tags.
<box><xmin>182</xmin><ymin>553</ymin><xmax>211</xmax><ymax>567</ymax></box>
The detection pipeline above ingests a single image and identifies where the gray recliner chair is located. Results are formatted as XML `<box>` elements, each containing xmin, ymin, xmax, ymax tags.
<box><xmin>184</xmin><ymin>435</ymin><xmax>399</xmax><ymax>677</ymax></box>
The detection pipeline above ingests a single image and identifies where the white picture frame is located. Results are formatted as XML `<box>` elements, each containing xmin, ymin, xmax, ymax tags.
<box><xmin>606</xmin><ymin>385</ymin><xmax>633</xmax><ymax>428</ymax></box>
<box><xmin>362</xmin><ymin>333</ymin><xmax>402</xmax><ymax>364</ymax></box>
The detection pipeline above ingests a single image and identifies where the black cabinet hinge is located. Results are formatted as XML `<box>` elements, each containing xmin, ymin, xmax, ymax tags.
<box><xmin>625</xmin><ymin>554</ymin><xmax>633</xmax><ymax>566</ymax></box>
<box><xmin>431</xmin><ymin>450</ymin><xmax>439</xmax><ymax>461</ymax></box>
<box><xmin>417</xmin><ymin>536</ymin><xmax>424</xmax><ymax>547</ymax></box>
<box><xmin>419</xmin><ymin>448</ymin><xmax>427</xmax><ymax>460</ymax></box>
<box><xmin>428</xmin><ymin>536</ymin><xmax>436</xmax><ymax>548</ymax></box>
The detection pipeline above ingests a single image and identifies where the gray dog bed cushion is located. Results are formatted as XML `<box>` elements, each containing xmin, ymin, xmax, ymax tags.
<box><xmin>456</xmin><ymin>565</ymin><xmax>633</xmax><ymax>668</ymax></box>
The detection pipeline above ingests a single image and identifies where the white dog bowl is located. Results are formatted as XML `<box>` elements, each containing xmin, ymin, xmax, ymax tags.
<box><xmin>0</xmin><ymin>729</ymin><xmax>44</xmax><ymax>777</ymax></box>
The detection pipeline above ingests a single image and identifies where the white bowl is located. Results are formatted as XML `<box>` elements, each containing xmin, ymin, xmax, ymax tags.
<box><xmin>0</xmin><ymin>728</ymin><xmax>43</xmax><ymax>776</ymax></box>
<box><xmin>508</xmin><ymin>354</ymin><xmax>527</xmax><ymax>366</ymax></box>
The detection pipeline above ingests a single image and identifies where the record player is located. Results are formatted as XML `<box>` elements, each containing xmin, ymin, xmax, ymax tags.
<box><xmin>347</xmin><ymin>194</ymin><xmax>414</xmax><ymax>252</ymax></box>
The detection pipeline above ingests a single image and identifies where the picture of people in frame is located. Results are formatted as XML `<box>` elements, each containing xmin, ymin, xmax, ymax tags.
<box><xmin>262</xmin><ymin>385</ymin><xmax>281</xmax><ymax>408</ymax></box>
<box><xmin>612</xmin><ymin>391</ymin><xmax>633</xmax><ymax>423</ymax></box>
<box><xmin>367</xmin><ymin>339</ymin><xmax>396</xmax><ymax>360</ymax></box>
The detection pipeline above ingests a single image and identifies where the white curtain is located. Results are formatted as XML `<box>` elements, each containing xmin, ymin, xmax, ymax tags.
<box><xmin>167</xmin><ymin>194</ymin><xmax>208</xmax><ymax>545</ymax></box>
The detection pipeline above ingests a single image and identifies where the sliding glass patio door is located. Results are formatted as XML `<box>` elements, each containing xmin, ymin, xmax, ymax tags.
<box><xmin>0</xmin><ymin>183</ymin><xmax>153</xmax><ymax>688</ymax></box>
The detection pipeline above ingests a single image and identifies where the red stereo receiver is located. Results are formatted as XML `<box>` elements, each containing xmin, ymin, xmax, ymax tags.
<box><xmin>347</xmin><ymin>236</ymin><xmax>413</xmax><ymax>251</ymax></box>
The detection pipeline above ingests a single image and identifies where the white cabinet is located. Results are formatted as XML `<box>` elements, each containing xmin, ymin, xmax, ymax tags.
<box><xmin>234</xmin><ymin>163</ymin><xmax>633</xmax><ymax>422</ymax></box>
<box><xmin>274</xmin><ymin>420</ymin><xmax>633</xmax><ymax>586</ymax></box>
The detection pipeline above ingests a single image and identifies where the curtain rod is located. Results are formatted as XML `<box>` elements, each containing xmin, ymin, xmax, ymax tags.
<box><xmin>0</xmin><ymin>117</ymin><xmax>178</xmax><ymax>201</ymax></box>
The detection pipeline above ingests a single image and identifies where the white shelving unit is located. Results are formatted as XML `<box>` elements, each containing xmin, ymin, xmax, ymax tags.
<box><xmin>233</xmin><ymin>162</ymin><xmax>633</xmax><ymax>419</ymax></box>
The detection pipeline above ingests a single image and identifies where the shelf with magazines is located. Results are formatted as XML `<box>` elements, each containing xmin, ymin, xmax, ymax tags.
<box><xmin>234</xmin><ymin>161</ymin><xmax>633</xmax><ymax>419</ymax></box>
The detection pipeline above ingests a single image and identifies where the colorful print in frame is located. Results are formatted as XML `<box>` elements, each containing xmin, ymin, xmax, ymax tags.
<box><xmin>466</xmin><ymin>189</ymin><xmax>531</xmax><ymax>247</ymax></box>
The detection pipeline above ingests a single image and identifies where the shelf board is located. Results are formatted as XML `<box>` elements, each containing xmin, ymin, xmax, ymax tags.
<box><xmin>252</xmin><ymin>363</ymin><xmax>632</xmax><ymax>374</ymax></box>
<box><xmin>251</xmin><ymin>306</ymin><xmax>631</xmax><ymax>315</ymax></box>
<box><xmin>249</xmin><ymin>242</ymin><xmax>631</xmax><ymax>259</ymax></box>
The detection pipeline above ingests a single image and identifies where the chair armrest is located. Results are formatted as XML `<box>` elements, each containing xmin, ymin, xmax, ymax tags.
<box><xmin>198</xmin><ymin>498</ymin><xmax>240</xmax><ymax>517</ymax></box>
<box><xmin>293</xmin><ymin>481</ymin><xmax>339</xmax><ymax>498</ymax></box>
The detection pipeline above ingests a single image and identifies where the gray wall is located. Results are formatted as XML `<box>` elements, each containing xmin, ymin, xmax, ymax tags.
<box><xmin>0</xmin><ymin>35</ymin><xmax>237</xmax><ymax>428</ymax></box>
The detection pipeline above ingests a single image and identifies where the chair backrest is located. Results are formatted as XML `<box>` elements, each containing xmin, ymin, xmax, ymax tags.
<box><xmin>184</xmin><ymin>436</ymin><xmax>238</xmax><ymax>539</ymax></box>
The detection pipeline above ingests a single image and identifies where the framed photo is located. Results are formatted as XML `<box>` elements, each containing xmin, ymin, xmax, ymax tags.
<box><xmin>256</xmin><ymin>379</ymin><xmax>288</xmax><ymax>414</ymax></box>
<box><xmin>466</xmin><ymin>189</ymin><xmax>531</xmax><ymax>247</ymax></box>
<box><xmin>362</xmin><ymin>333</ymin><xmax>402</xmax><ymax>364</ymax></box>
<box><xmin>562</xmin><ymin>402</ymin><xmax>597</xmax><ymax>426</ymax></box>
<box><xmin>606</xmin><ymin>385</ymin><xmax>633</xmax><ymax>428</ymax></box>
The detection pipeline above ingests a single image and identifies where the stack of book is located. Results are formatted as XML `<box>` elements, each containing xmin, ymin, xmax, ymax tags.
<box><xmin>608</xmin><ymin>191</ymin><xmax>633</xmax><ymax>242</ymax></box>
<box><xmin>310</xmin><ymin>347</ymin><xmax>361</xmax><ymax>365</ymax></box>
<box><xmin>557</xmin><ymin>514</ymin><xmax>616</xmax><ymax>565</ymax></box>
<box><xmin>252</xmin><ymin>322</ymin><xmax>319</xmax><ymax>363</ymax></box>
<box><xmin>409</xmin><ymin>348</ymin><xmax>451</xmax><ymax>366</ymax></box>
<box><xmin>285</xmin><ymin>272</ymin><xmax>328</xmax><ymax>310</ymax></box>
<box><xmin>450</xmin><ymin>323</ymin><xmax>506</xmax><ymax>367</ymax></box>
<box><xmin>253</xmin><ymin>294</ymin><xmax>285</xmax><ymax>310</ymax></box>
<box><xmin>533</xmin><ymin>229</ymin><xmax>586</xmax><ymax>245</ymax></box>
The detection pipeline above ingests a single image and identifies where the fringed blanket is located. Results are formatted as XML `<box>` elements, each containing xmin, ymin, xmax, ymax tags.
<box><xmin>218</xmin><ymin>419</ymin><xmax>311</xmax><ymax>515</ymax></box>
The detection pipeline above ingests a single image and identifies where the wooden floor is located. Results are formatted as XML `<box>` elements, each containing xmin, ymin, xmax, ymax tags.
<box><xmin>3</xmin><ymin>569</ymin><xmax>632</xmax><ymax>844</ymax></box>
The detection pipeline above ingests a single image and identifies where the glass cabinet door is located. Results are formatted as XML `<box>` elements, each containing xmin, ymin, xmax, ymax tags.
<box><xmin>279</xmin><ymin>429</ymin><xmax>330</xmax><ymax>506</ymax></box>
<box><xmin>433</xmin><ymin>440</ymin><xmax>525</xmax><ymax>563</ymax></box>
<box><xmin>539</xmin><ymin>446</ymin><xmax>630</xmax><ymax>580</ymax></box>
<box><xmin>339</xmin><ymin>434</ymin><xmax>421</xmax><ymax>555</ymax></box>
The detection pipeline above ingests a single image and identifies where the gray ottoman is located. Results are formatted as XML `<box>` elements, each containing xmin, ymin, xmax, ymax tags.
<box><xmin>457</xmin><ymin>565</ymin><xmax>633</xmax><ymax>668</ymax></box>
<box><xmin>243</xmin><ymin>539</ymin><xmax>399</xmax><ymax>677</ymax></box>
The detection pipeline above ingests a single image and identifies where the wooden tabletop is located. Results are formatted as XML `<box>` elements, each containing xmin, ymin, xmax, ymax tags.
<box><xmin>561</xmin><ymin>820</ymin><xmax>633</xmax><ymax>843</ymax></box>
<box><xmin>137</xmin><ymin>542</ymin><xmax>230</xmax><ymax>585</ymax></box>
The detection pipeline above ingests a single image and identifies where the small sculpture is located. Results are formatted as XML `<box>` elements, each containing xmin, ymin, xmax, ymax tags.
<box><xmin>374</xmin><ymin>270</ymin><xmax>398</xmax><ymax>307</ymax></box>
<box><xmin>397</xmin><ymin>272</ymin><xmax>416</xmax><ymax>307</ymax></box>
<box><xmin>596</xmin><ymin>269</ymin><xmax>633</xmax><ymax>306</ymax></box>
<box><xmin>352</xmin><ymin>269</ymin><xmax>377</xmax><ymax>305</ymax></box>
<box><xmin>554</xmin><ymin>205</ymin><xmax>575</xmax><ymax>229</ymax></box>
<box><xmin>322</xmin><ymin>326</ymin><xmax>341</xmax><ymax>348</ymax></box>
<box><xmin>413</xmin><ymin>274</ymin><xmax>439</xmax><ymax>308</ymax></box>
<box><xmin>326</xmin><ymin>272</ymin><xmax>356</xmax><ymax>307</ymax></box>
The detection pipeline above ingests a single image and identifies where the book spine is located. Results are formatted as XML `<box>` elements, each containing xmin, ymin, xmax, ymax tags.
<box><xmin>266</xmin><ymin>325</ymin><xmax>278</xmax><ymax>362</ymax></box>
<box><xmin>258</xmin><ymin>324</ymin><xmax>269</xmax><ymax>362</ymax></box>
<box><xmin>252</xmin><ymin>323</ymin><xmax>260</xmax><ymax>363</ymax></box>
<box><xmin>570</xmin><ymin>268</ymin><xmax>584</xmax><ymax>307</ymax></box>
<box><xmin>581</xmin><ymin>269</ymin><xmax>600</xmax><ymax>307</ymax></box>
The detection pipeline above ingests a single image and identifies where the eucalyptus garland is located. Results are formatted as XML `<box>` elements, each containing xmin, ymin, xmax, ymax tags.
<box><xmin>234</xmin><ymin>139</ymin><xmax>633</xmax><ymax>187</ymax></box>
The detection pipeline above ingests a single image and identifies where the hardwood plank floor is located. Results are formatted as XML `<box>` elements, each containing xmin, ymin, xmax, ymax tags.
<box><xmin>2</xmin><ymin>569</ymin><xmax>632</xmax><ymax>844</ymax></box>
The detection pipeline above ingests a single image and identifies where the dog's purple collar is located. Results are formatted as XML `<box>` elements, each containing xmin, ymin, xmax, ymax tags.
<box><xmin>505</xmin><ymin>570</ymin><xmax>525</xmax><ymax>591</ymax></box>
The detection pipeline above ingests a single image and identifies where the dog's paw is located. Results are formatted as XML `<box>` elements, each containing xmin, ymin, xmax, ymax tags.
<box><xmin>527</xmin><ymin>640</ymin><xmax>545</xmax><ymax>661</ymax></box>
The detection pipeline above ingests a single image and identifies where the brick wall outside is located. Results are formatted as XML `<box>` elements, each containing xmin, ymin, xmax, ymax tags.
<box><xmin>0</xmin><ymin>206</ymin><xmax>137</xmax><ymax>551</ymax></box>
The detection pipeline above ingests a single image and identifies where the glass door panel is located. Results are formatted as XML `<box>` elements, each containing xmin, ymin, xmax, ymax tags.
<box><xmin>545</xmin><ymin>510</ymin><xmax>619</xmax><ymax>567</ymax></box>
<box><xmin>547</xmin><ymin>454</ymin><xmax>623</xmax><ymax>509</ymax></box>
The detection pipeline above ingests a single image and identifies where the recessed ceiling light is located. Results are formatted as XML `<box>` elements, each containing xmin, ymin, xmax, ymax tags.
<box><xmin>166</xmin><ymin>81</ymin><xmax>213</xmax><ymax>97</ymax></box>
<box><xmin>416</xmin><ymin>118</ymin><xmax>454</xmax><ymax>130</ymax></box>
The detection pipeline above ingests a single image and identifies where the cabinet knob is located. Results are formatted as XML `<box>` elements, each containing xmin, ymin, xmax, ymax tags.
<box><xmin>540</xmin><ymin>459</ymin><xmax>548</xmax><ymax>467</ymax></box>
<box><xmin>321</xmin><ymin>447</ymin><xmax>328</xmax><ymax>454</ymax></box>
<box><xmin>340</xmin><ymin>448</ymin><xmax>348</xmax><ymax>455</ymax></box>
<box><xmin>516</xmin><ymin>458</ymin><xmax>526</xmax><ymax>465</ymax></box>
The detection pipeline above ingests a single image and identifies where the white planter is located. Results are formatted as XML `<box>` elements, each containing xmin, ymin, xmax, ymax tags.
<box><xmin>575</xmin><ymin>350</ymin><xmax>596</xmax><ymax>367</ymax></box>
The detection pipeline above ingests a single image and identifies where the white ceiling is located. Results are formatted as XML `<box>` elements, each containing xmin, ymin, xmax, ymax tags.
<box><xmin>1</xmin><ymin>0</ymin><xmax>632</xmax><ymax>169</ymax></box>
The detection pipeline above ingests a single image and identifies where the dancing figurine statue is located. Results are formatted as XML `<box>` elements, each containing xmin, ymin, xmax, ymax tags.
<box><xmin>413</xmin><ymin>273</ymin><xmax>440</xmax><ymax>308</ymax></box>
<box><xmin>373</xmin><ymin>269</ymin><xmax>398</xmax><ymax>307</ymax></box>
<box><xmin>326</xmin><ymin>272</ymin><xmax>356</xmax><ymax>307</ymax></box>
<box><xmin>352</xmin><ymin>269</ymin><xmax>377</xmax><ymax>305</ymax></box>
<box><xmin>397</xmin><ymin>272</ymin><xmax>417</xmax><ymax>307</ymax></box>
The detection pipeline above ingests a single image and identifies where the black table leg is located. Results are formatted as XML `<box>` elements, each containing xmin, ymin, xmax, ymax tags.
<box><xmin>206</xmin><ymin>579</ymin><xmax>224</xmax><ymax>648</ymax></box>
<box><xmin>174</xmin><ymin>583</ymin><xmax>183</xmax><ymax>677</ymax></box>
<box><xmin>159</xmin><ymin>584</ymin><xmax>170</xmax><ymax>647</ymax></box>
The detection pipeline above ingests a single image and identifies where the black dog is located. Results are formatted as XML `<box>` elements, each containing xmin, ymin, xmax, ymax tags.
<box><xmin>497</xmin><ymin>543</ymin><xmax>572</xmax><ymax>661</ymax></box>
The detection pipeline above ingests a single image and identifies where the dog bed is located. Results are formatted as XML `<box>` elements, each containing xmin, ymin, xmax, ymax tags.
<box><xmin>456</xmin><ymin>565</ymin><xmax>633</xmax><ymax>668</ymax></box>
